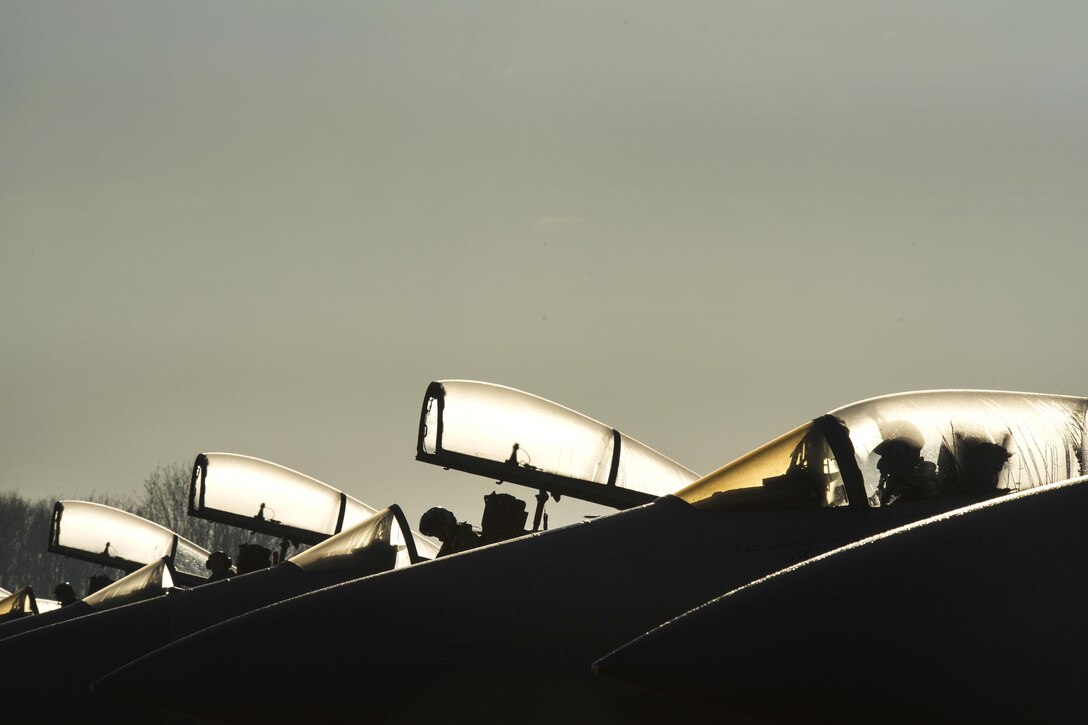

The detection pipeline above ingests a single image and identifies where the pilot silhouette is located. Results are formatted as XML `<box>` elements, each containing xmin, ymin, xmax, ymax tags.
<box><xmin>419</xmin><ymin>507</ymin><xmax>481</xmax><ymax>557</ymax></box>
<box><xmin>952</xmin><ymin>433</ymin><xmax>1012</xmax><ymax>497</ymax></box>
<box><xmin>54</xmin><ymin>582</ymin><xmax>77</xmax><ymax>606</ymax></box>
<box><xmin>205</xmin><ymin>551</ymin><xmax>233</xmax><ymax>583</ymax></box>
<box><xmin>873</xmin><ymin>422</ymin><xmax>938</xmax><ymax>505</ymax></box>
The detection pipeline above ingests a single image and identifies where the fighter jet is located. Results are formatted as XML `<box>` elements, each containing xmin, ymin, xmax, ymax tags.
<box><xmin>594</xmin><ymin>472</ymin><xmax>1088</xmax><ymax>723</ymax></box>
<box><xmin>0</xmin><ymin>504</ymin><xmax>426</xmax><ymax>718</ymax></box>
<box><xmin>0</xmin><ymin>453</ymin><xmax>430</xmax><ymax>644</ymax></box>
<box><xmin>93</xmin><ymin>389</ymin><xmax>1087</xmax><ymax>723</ymax></box>
<box><xmin>0</xmin><ymin>501</ymin><xmax>213</xmax><ymax>641</ymax></box>
<box><xmin>0</xmin><ymin>557</ymin><xmax>181</xmax><ymax>642</ymax></box>
<box><xmin>0</xmin><ymin>386</ymin><xmax>693</xmax><ymax>717</ymax></box>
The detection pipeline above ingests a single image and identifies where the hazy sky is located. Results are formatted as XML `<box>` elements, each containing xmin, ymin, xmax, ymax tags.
<box><xmin>2</xmin><ymin>2</ymin><xmax>1086</xmax><ymax>531</ymax></box>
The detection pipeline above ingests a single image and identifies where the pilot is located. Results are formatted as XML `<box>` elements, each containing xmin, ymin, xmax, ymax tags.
<box><xmin>419</xmin><ymin>507</ymin><xmax>482</xmax><ymax>557</ymax></box>
<box><xmin>873</xmin><ymin>423</ymin><xmax>938</xmax><ymax>506</ymax></box>
<box><xmin>955</xmin><ymin>434</ymin><xmax>1012</xmax><ymax>496</ymax></box>
<box><xmin>205</xmin><ymin>551</ymin><xmax>233</xmax><ymax>583</ymax></box>
<box><xmin>54</xmin><ymin>582</ymin><xmax>77</xmax><ymax>606</ymax></box>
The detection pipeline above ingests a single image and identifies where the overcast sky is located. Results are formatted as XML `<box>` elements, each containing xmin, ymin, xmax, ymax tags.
<box><xmin>2</xmin><ymin>1</ymin><xmax>1086</xmax><ymax>532</ymax></box>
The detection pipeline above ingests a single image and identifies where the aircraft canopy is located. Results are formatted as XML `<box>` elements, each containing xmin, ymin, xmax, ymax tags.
<box><xmin>836</xmin><ymin>390</ymin><xmax>1087</xmax><ymax>505</ymax></box>
<box><xmin>678</xmin><ymin>391</ymin><xmax>1087</xmax><ymax>512</ymax></box>
<box><xmin>49</xmin><ymin>501</ymin><xmax>211</xmax><ymax>585</ymax></box>
<box><xmin>417</xmin><ymin>380</ymin><xmax>698</xmax><ymax>509</ymax></box>
<box><xmin>0</xmin><ymin>587</ymin><xmax>38</xmax><ymax>618</ymax></box>
<box><xmin>290</xmin><ymin>504</ymin><xmax>423</xmax><ymax>573</ymax></box>
<box><xmin>676</xmin><ymin>422</ymin><xmax>848</xmax><ymax>512</ymax></box>
<box><xmin>83</xmin><ymin>558</ymin><xmax>175</xmax><ymax>611</ymax></box>
<box><xmin>190</xmin><ymin>453</ymin><xmax>378</xmax><ymax>545</ymax></box>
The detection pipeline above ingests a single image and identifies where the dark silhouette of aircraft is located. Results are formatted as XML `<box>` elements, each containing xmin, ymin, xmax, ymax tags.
<box><xmin>0</xmin><ymin>557</ymin><xmax>179</xmax><ymax>643</ymax></box>
<box><xmin>0</xmin><ymin>454</ymin><xmax>437</xmax><ymax>647</ymax></box>
<box><xmin>0</xmin><ymin>501</ymin><xmax>212</xmax><ymax>641</ymax></box>
<box><xmin>0</xmin><ymin>385</ymin><xmax>691</xmax><ymax>718</ymax></box>
<box><xmin>0</xmin><ymin>505</ymin><xmax>426</xmax><ymax>718</ymax></box>
<box><xmin>91</xmin><ymin>389</ymin><xmax>1087</xmax><ymax>723</ymax></box>
<box><xmin>594</xmin><ymin>471</ymin><xmax>1088</xmax><ymax>723</ymax></box>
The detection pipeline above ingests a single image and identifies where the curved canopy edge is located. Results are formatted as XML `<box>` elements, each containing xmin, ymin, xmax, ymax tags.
<box><xmin>415</xmin><ymin>380</ymin><xmax>697</xmax><ymax>509</ymax></box>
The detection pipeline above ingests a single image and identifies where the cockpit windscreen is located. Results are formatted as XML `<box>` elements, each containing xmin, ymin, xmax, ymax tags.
<box><xmin>289</xmin><ymin>505</ymin><xmax>421</xmax><ymax>573</ymax></box>
<box><xmin>676</xmin><ymin>423</ymin><xmax>848</xmax><ymax>512</ymax></box>
<box><xmin>82</xmin><ymin>558</ymin><xmax>175</xmax><ymax>611</ymax></box>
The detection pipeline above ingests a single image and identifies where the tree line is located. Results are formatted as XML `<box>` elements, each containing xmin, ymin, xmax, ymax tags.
<box><xmin>0</xmin><ymin>461</ymin><xmax>275</xmax><ymax>599</ymax></box>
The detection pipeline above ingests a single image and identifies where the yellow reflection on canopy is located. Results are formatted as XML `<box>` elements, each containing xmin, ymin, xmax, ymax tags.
<box><xmin>676</xmin><ymin>424</ymin><xmax>833</xmax><ymax>511</ymax></box>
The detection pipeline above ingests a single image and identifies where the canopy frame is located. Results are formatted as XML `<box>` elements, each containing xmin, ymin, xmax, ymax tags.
<box><xmin>415</xmin><ymin>381</ymin><xmax>656</xmax><ymax>509</ymax></box>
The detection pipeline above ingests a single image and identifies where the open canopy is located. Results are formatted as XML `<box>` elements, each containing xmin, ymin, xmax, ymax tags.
<box><xmin>190</xmin><ymin>453</ymin><xmax>439</xmax><ymax>557</ymax></box>
<box><xmin>190</xmin><ymin>453</ymin><xmax>378</xmax><ymax>545</ymax></box>
<box><xmin>49</xmin><ymin>501</ymin><xmax>211</xmax><ymax>585</ymax></box>
<box><xmin>82</xmin><ymin>558</ymin><xmax>176</xmax><ymax>611</ymax></box>
<box><xmin>677</xmin><ymin>390</ymin><xmax>1088</xmax><ymax>512</ymax></box>
<box><xmin>416</xmin><ymin>380</ymin><xmax>698</xmax><ymax>509</ymax></box>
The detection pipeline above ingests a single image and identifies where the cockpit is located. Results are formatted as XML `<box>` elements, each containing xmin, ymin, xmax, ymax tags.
<box><xmin>677</xmin><ymin>390</ymin><xmax>1087</xmax><ymax>512</ymax></box>
<box><xmin>415</xmin><ymin>382</ymin><xmax>1087</xmax><ymax>524</ymax></box>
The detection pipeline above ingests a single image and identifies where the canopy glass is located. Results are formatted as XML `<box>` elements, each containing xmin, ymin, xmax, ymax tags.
<box><xmin>190</xmin><ymin>453</ymin><xmax>363</xmax><ymax>543</ymax></box>
<box><xmin>676</xmin><ymin>422</ymin><xmax>848</xmax><ymax>511</ymax></box>
<box><xmin>83</xmin><ymin>558</ymin><xmax>176</xmax><ymax>610</ymax></box>
<box><xmin>290</xmin><ymin>505</ymin><xmax>422</xmax><ymax>573</ymax></box>
<box><xmin>834</xmin><ymin>390</ymin><xmax>1087</xmax><ymax>506</ymax></box>
<box><xmin>191</xmin><ymin>453</ymin><xmax>439</xmax><ymax>557</ymax></box>
<box><xmin>678</xmin><ymin>390</ymin><xmax>1087</xmax><ymax>512</ymax></box>
<box><xmin>49</xmin><ymin>501</ymin><xmax>210</xmax><ymax>582</ymax></box>
<box><xmin>0</xmin><ymin>587</ymin><xmax>38</xmax><ymax>618</ymax></box>
<box><xmin>417</xmin><ymin>380</ymin><xmax>698</xmax><ymax>509</ymax></box>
